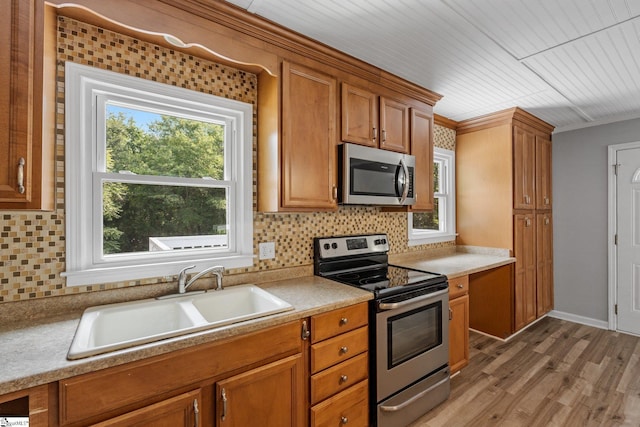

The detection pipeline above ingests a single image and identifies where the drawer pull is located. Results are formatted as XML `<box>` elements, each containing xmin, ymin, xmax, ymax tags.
<box><xmin>339</xmin><ymin>317</ymin><xmax>348</xmax><ymax>326</ymax></box>
<box><xmin>221</xmin><ymin>388</ymin><xmax>227</xmax><ymax>421</ymax></box>
<box><xmin>17</xmin><ymin>157</ymin><xmax>25</xmax><ymax>194</ymax></box>
<box><xmin>193</xmin><ymin>398</ymin><xmax>199</xmax><ymax>427</ymax></box>
<box><xmin>339</xmin><ymin>374</ymin><xmax>348</xmax><ymax>384</ymax></box>
<box><xmin>457</xmin><ymin>284</ymin><xmax>463</xmax><ymax>289</ymax></box>
<box><xmin>341</xmin><ymin>416</ymin><xmax>349</xmax><ymax>424</ymax></box>
<box><xmin>302</xmin><ymin>320</ymin><xmax>311</xmax><ymax>340</ymax></box>
<box><xmin>339</xmin><ymin>346</ymin><xmax>349</xmax><ymax>354</ymax></box>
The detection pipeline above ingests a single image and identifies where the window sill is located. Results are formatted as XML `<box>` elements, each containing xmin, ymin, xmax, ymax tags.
<box><xmin>63</xmin><ymin>254</ymin><xmax>255</xmax><ymax>287</ymax></box>
<box><xmin>408</xmin><ymin>233</ymin><xmax>457</xmax><ymax>246</ymax></box>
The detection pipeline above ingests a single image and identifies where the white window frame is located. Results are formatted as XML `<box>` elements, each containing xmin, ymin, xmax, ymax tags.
<box><xmin>63</xmin><ymin>62</ymin><xmax>254</xmax><ymax>286</ymax></box>
<box><xmin>408</xmin><ymin>147</ymin><xmax>456</xmax><ymax>245</ymax></box>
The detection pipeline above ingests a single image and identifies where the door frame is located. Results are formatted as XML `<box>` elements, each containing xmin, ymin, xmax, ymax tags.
<box><xmin>607</xmin><ymin>140</ymin><xmax>640</xmax><ymax>331</ymax></box>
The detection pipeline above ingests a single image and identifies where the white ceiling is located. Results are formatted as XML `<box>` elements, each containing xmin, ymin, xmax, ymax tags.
<box><xmin>223</xmin><ymin>0</ymin><xmax>640</xmax><ymax>132</ymax></box>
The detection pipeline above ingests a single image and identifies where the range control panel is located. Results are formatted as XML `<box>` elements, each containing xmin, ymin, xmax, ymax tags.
<box><xmin>315</xmin><ymin>234</ymin><xmax>389</xmax><ymax>259</ymax></box>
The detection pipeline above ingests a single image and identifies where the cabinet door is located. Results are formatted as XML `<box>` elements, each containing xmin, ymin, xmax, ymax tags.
<box><xmin>513</xmin><ymin>126</ymin><xmax>535</xmax><ymax>209</ymax></box>
<box><xmin>0</xmin><ymin>0</ymin><xmax>52</xmax><ymax>210</ymax></box>
<box><xmin>216</xmin><ymin>354</ymin><xmax>304</xmax><ymax>427</ymax></box>
<box><xmin>514</xmin><ymin>214</ymin><xmax>536</xmax><ymax>330</ymax></box>
<box><xmin>449</xmin><ymin>294</ymin><xmax>469</xmax><ymax>374</ymax></box>
<box><xmin>379</xmin><ymin>96</ymin><xmax>410</xmax><ymax>153</ymax></box>
<box><xmin>93</xmin><ymin>390</ymin><xmax>202</xmax><ymax>427</ymax></box>
<box><xmin>410</xmin><ymin>108</ymin><xmax>434</xmax><ymax>211</ymax></box>
<box><xmin>536</xmin><ymin>212</ymin><xmax>554</xmax><ymax>316</ymax></box>
<box><xmin>535</xmin><ymin>135</ymin><xmax>552</xmax><ymax>209</ymax></box>
<box><xmin>281</xmin><ymin>61</ymin><xmax>337</xmax><ymax>210</ymax></box>
<box><xmin>0</xmin><ymin>0</ymin><xmax>34</xmax><ymax>204</ymax></box>
<box><xmin>341</xmin><ymin>83</ymin><xmax>377</xmax><ymax>147</ymax></box>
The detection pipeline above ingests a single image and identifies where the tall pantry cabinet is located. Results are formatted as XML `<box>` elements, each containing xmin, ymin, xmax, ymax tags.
<box><xmin>456</xmin><ymin>107</ymin><xmax>554</xmax><ymax>333</ymax></box>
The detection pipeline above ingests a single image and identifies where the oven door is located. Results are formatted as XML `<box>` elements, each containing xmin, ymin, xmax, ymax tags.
<box><xmin>375</xmin><ymin>287</ymin><xmax>449</xmax><ymax>402</ymax></box>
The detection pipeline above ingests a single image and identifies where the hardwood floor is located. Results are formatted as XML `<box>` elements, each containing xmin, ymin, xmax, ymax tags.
<box><xmin>410</xmin><ymin>317</ymin><xmax>640</xmax><ymax>427</ymax></box>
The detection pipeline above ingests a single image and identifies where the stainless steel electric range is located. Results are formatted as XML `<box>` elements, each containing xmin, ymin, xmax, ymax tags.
<box><xmin>314</xmin><ymin>234</ymin><xmax>450</xmax><ymax>427</ymax></box>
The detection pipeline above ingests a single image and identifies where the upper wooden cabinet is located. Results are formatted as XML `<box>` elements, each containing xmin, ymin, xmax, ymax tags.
<box><xmin>341</xmin><ymin>83</ymin><xmax>410</xmax><ymax>153</ymax></box>
<box><xmin>513</xmin><ymin>125</ymin><xmax>536</xmax><ymax>210</ymax></box>
<box><xmin>341</xmin><ymin>83</ymin><xmax>377</xmax><ymax>147</ymax></box>
<box><xmin>259</xmin><ymin>60</ymin><xmax>338</xmax><ymax>212</ymax></box>
<box><xmin>410</xmin><ymin>108</ymin><xmax>434</xmax><ymax>211</ymax></box>
<box><xmin>536</xmin><ymin>135</ymin><xmax>552</xmax><ymax>209</ymax></box>
<box><xmin>0</xmin><ymin>0</ymin><xmax>55</xmax><ymax>210</ymax></box>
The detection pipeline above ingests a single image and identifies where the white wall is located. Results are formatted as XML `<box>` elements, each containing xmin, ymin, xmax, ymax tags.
<box><xmin>553</xmin><ymin>117</ymin><xmax>640</xmax><ymax>323</ymax></box>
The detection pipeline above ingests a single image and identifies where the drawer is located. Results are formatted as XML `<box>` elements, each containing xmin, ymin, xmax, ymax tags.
<box><xmin>311</xmin><ymin>327</ymin><xmax>368</xmax><ymax>374</ymax></box>
<box><xmin>311</xmin><ymin>379</ymin><xmax>368</xmax><ymax>427</ymax></box>
<box><xmin>311</xmin><ymin>302</ymin><xmax>368</xmax><ymax>344</ymax></box>
<box><xmin>448</xmin><ymin>275</ymin><xmax>469</xmax><ymax>299</ymax></box>
<box><xmin>311</xmin><ymin>352</ymin><xmax>368</xmax><ymax>405</ymax></box>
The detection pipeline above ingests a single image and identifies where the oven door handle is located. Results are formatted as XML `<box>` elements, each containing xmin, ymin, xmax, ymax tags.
<box><xmin>378</xmin><ymin>288</ymin><xmax>448</xmax><ymax>311</ymax></box>
<box><xmin>379</xmin><ymin>375</ymin><xmax>450</xmax><ymax>412</ymax></box>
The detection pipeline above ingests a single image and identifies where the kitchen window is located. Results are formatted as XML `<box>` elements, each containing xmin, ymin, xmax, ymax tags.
<box><xmin>64</xmin><ymin>62</ymin><xmax>254</xmax><ymax>286</ymax></box>
<box><xmin>408</xmin><ymin>148</ymin><xmax>456</xmax><ymax>245</ymax></box>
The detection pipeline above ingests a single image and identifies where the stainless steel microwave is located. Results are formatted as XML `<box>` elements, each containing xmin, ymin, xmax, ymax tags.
<box><xmin>339</xmin><ymin>143</ymin><xmax>416</xmax><ymax>206</ymax></box>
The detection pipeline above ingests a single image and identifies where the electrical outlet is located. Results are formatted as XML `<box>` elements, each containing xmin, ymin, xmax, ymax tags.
<box><xmin>259</xmin><ymin>242</ymin><xmax>276</xmax><ymax>260</ymax></box>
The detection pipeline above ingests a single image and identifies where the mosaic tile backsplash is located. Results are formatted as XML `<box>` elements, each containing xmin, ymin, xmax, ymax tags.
<box><xmin>0</xmin><ymin>17</ymin><xmax>455</xmax><ymax>303</ymax></box>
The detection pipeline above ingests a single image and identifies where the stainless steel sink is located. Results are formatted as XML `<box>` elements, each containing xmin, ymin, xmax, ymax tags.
<box><xmin>67</xmin><ymin>285</ymin><xmax>293</xmax><ymax>359</ymax></box>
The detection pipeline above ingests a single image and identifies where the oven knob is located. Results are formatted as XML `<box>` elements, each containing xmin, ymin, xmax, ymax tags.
<box><xmin>323</xmin><ymin>243</ymin><xmax>330</xmax><ymax>250</ymax></box>
<box><xmin>331</xmin><ymin>242</ymin><xmax>338</xmax><ymax>249</ymax></box>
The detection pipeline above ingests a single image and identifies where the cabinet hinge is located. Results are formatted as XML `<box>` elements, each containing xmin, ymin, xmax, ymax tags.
<box><xmin>615</xmin><ymin>304</ymin><xmax>618</xmax><ymax>315</ymax></box>
<box><xmin>613</xmin><ymin>163</ymin><xmax>620</xmax><ymax>175</ymax></box>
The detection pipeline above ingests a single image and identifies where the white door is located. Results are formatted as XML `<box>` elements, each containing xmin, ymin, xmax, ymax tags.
<box><xmin>617</xmin><ymin>147</ymin><xmax>640</xmax><ymax>335</ymax></box>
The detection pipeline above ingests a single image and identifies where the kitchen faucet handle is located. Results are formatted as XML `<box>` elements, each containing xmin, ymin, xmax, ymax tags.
<box><xmin>178</xmin><ymin>265</ymin><xmax>196</xmax><ymax>286</ymax></box>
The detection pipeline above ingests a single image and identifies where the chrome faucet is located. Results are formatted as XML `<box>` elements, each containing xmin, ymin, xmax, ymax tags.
<box><xmin>177</xmin><ymin>265</ymin><xmax>225</xmax><ymax>294</ymax></box>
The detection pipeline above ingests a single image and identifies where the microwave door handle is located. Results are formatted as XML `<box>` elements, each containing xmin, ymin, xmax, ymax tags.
<box><xmin>398</xmin><ymin>159</ymin><xmax>409</xmax><ymax>203</ymax></box>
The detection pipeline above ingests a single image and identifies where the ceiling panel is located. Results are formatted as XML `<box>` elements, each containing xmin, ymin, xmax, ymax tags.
<box><xmin>524</xmin><ymin>18</ymin><xmax>640</xmax><ymax>126</ymax></box>
<box><xmin>224</xmin><ymin>0</ymin><xmax>640</xmax><ymax>132</ymax></box>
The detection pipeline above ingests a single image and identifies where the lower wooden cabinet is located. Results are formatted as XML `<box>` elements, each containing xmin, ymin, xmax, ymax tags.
<box><xmin>514</xmin><ymin>213</ymin><xmax>537</xmax><ymax>331</ymax></box>
<box><xmin>310</xmin><ymin>379</ymin><xmax>369</xmax><ymax>427</ymax></box>
<box><xmin>310</xmin><ymin>302</ymin><xmax>369</xmax><ymax>426</ymax></box>
<box><xmin>58</xmin><ymin>321</ymin><xmax>304</xmax><ymax>426</ymax></box>
<box><xmin>448</xmin><ymin>275</ymin><xmax>469</xmax><ymax>374</ymax></box>
<box><xmin>536</xmin><ymin>212</ymin><xmax>554</xmax><ymax>316</ymax></box>
<box><xmin>468</xmin><ymin>265</ymin><xmax>514</xmax><ymax>339</ymax></box>
<box><xmin>215</xmin><ymin>354</ymin><xmax>305</xmax><ymax>427</ymax></box>
<box><xmin>0</xmin><ymin>384</ymin><xmax>52</xmax><ymax>427</ymax></box>
<box><xmin>92</xmin><ymin>389</ymin><xmax>202</xmax><ymax>427</ymax></box>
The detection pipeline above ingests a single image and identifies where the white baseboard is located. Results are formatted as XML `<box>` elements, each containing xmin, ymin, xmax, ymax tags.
<box><xmin>548</xmin><ymin>310</ymin><xmax>609</xmax><ymax>330</ymax></box>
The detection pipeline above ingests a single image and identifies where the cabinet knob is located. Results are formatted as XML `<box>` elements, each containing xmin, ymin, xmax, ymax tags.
<box><xmin>340</xmin><ymin>374</ymin><xmax>348</xmax><ymax>384</ymax></box>
<box><xmin>339</xmin><ymin>346</ymin><xmax>349</xmax><ymax>354</ymax></box>
<box><xmin>339</xmin><ymin>317</ymin><xmax>348</xmax><ymax>326</ymax></box>
<box><xmin>341</xmin><ymin>416</ymin><xmax>349</xmax><ymax>424</ymax></box>
<box><xmin>17</xmin><ymin>157</ymin><xmax>25</xmax><ymax>194</ymax></box>
<box><xmin>457</xmin><ymin>284</ymin><xmax>463</xmax><ymax>289</ymax></box>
